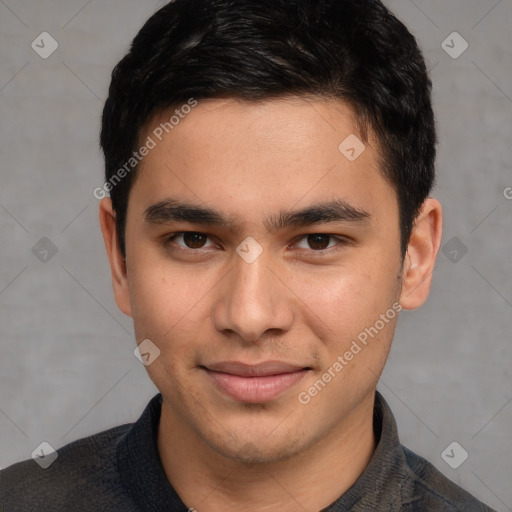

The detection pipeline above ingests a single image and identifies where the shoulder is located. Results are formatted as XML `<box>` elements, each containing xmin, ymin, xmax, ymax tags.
<box><xmin>400</xmin><ymin>445</ymin><xmax>496</xmax><ymax>512</ymax></box>
<box><xmin>0</xmin><ymin>424</ymin><xmax>136</xmax><ymax>512</ymax></box>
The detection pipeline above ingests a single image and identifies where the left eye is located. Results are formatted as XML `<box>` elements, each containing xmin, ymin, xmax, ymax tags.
<box><xmin>168</xmin><ymin>232</ymin><xmax>216</xmax><ymax>249</ymax></box>
<box><xmin>295</xmin><ymin>234</ymin><xmax>341</xmax><ymax>251</ymax></box>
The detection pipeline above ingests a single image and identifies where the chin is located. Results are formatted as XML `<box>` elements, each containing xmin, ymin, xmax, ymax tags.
<box><xmin>200</xmin><ymin>427</ymin><xmax>310</xmax><ymax>466</ymax></box>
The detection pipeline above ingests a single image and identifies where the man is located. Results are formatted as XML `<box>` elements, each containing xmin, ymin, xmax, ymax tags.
<box><xmin>0</xmin><ymin>0</ymin><xmax>497</xmax><ymax>510</ymax></box>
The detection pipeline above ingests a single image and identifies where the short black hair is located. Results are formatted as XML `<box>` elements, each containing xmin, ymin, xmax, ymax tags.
<box><xmin>100</xmin><ymin>0</ymin><xmax>436</xmax><ymax>261</ymax></box>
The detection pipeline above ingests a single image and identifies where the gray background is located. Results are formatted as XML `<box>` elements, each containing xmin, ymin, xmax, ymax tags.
<box><xmin>0</xmin><ymin>0</ymin><xmax>511</xmax><ymax>509</ymax></box>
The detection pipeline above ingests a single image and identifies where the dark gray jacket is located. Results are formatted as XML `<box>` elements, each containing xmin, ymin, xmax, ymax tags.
<box><xmin>0</xmin><ymin>392</ymin><xmax>497</xmax><ymax>511</ymax></box>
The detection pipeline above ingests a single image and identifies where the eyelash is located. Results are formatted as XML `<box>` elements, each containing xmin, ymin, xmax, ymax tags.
<box><xmin>164</xmin><ymin>232</ymin><xmax>350</xmax><ymax>254</ymax></box>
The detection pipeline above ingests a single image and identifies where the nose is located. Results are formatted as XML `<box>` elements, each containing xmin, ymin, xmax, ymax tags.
<box><xmin>212</xmin><ymin>253</ymin><xmax>294</xmax><ymax>344</ymax></box>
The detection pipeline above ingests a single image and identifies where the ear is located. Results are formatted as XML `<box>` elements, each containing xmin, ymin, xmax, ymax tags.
<box><xmin>99</xmin><ymin>198</ymin><xmax>132</xmax><ymax>317</ymax></box>
<box><xmin>399</xmin><ymin>198</ymin><xmax>443</xmax><ymax>310</ymax></box>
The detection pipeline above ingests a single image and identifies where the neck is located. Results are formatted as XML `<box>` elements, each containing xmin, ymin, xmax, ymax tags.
<box><xmin>158</xmin><ymin>391</ymin><xmax>376</xmax><ymax>512</ymax></box>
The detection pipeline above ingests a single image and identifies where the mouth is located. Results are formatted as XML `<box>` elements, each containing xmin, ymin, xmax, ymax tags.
<box><xmin>200</xmin><ymin>361</ymin><xmax>311</xmax><ymax>403</ymax></box>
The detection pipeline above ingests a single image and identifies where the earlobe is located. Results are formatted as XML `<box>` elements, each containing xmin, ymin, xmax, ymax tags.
<box><xmin>399</xmin><ymin>198</ymin><xmax>443</xmax><ymax>310</ymax></box>
<box><xmin>98</xmin><ymin>198</ymin><xmax>133</xmax><ymax>317</ymax></box>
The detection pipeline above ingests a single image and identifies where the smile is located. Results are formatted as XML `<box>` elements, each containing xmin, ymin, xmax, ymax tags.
<box><xmin>201</xmin><ymin>361</ymin><xmax>311</xmax><ymax>403</ymax></box>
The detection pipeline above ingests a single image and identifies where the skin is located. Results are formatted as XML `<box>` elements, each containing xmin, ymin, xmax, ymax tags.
<box><xmin>99</xmin><ymin>97</ymin><xmax>442</xmax><ymax>511</ymax></box>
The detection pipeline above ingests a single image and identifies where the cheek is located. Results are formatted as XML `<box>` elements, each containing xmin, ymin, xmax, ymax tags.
<box><xmin>128</xmin><ymin>258</ymin><xmax>209</xmax><ymax>342</ymax></box>
<box><xmin>290</xmin><ymin>260</ymin><xmax>392</xmax><ymax>337</ymax></box>
<box><xmin>128</xmin><ymin>265</ymin><xmax>211</xmax><ymax>390</ymax></box>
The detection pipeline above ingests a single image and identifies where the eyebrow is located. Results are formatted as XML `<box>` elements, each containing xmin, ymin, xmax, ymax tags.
<box><xmin>265</xmin><ymin>199</ymin><xmax>370</xmax><ymax>232</ymax></box>
<box><xmin>144</xmin><ymin>198</ymin><xmax>371</xmax><ymax>232</ymax></box>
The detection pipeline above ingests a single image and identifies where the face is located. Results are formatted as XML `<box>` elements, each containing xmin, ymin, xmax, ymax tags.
<box><xmin>104</xmin><ymin>97</ymin><xmax>410</xmax><ymax>463</ymax></box>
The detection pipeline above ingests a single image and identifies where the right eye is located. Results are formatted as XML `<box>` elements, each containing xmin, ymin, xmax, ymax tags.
<box><xmin>166</xmin><ymin>232</ymin><xmax>217</xmax><ymax>250</ymax></box>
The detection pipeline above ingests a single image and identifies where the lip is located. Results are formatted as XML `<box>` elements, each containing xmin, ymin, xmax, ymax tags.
<box><xmin>202</xmin><ymin>361</ymin><xmax>310</xmax><ymax>403</ymax></box>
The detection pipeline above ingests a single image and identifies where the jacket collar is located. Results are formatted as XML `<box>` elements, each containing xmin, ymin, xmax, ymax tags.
<box><xmin>117</xmin><ymin>391</ymin><xmax>406</xmax><ymax>511</ymax></box>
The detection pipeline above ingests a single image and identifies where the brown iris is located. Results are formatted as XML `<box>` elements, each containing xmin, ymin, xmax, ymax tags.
<box><xmin>183</xmin><ymin>232</ymin><xmax>208</xmax><ymax>248</ymax></box>
<box><xmin>307</xmin><ymin>234</ymin><xmax>331</xmax><ymax>250</ymax></box>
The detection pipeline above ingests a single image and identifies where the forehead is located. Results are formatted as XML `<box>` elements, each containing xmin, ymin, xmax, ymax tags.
<box><xmin>131</xmin><ymin>97</ymin><xmax>396</xmax><ymax>225</ymax></box>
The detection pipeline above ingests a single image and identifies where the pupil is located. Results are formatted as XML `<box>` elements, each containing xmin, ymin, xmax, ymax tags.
<box><xmin>184</xmin><ymin>232</ymin><xmax>206</xmax><ymax>248</ymax></box>
<box><xmin>308</xmin><ymin>234</ymin><xmax>330</xmax><ymax>250</ymax></box>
